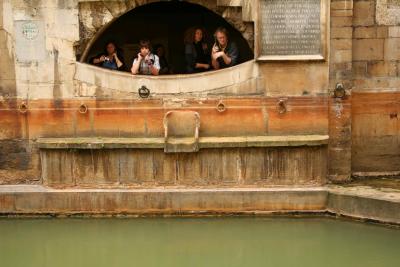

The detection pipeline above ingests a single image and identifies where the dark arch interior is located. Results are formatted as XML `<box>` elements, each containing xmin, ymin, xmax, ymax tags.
<box><xmin>84</xmin><ymin>1</ymin><xmax>254</xmax><ymax>74</ymax></box>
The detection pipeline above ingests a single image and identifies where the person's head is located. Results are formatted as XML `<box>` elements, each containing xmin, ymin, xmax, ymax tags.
<box><xmin>214</xmin><ymin>27</ymin><xmax>229</xmax><ymax>47</ymax></box>
<box><xmin>184</xmin><ymin>27</ymin><xmax>206</xmax><ymax>44</ymax></box>
<box><xmin>105</xmin><ymin>41</ymin><xmax>117</xmax><ymax>55</ymax></box>
<box><xmin>194</xmin><ymin>28</ymin><xmax>204</xmax><ymax>43</ymax></box>
<box><xmin>139</xmin><ymin>39</ymin><xmax>152</xmax><ymax>56</ymax></box>
<box><xmin>154</xmin><ymin>44</ymin><xmax>165</xmax><ymax>57</ymax></box>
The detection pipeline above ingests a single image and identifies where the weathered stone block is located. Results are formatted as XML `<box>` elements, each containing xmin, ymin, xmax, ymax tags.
<box><xmin>331</xmin><ymin>39</ymin><xmax>352</xmax><ymax>50</ymax></box>
<box><xmin>353</xmin><ymin>27</ymin><xmax>377</xmax><ymax>38</ymax></box>
<box><xmin>331</xmin><ymin>0</ymin><xmax>354</xmax><ymax>10</ymax></box>
<box><xmin>352</xmin><ymin>61</ymin><xmax>368</xmax><ymax>77</ymax></box>
<box><xmin>331</xmin><ymin>27</ymin><xmax>353</xmax><ymax>39</ymax></box>
<box><xmin>353</xmin><ymin>78</ymin><xmax>390</xmax><ymax>89</ymax></box>
<box><xmin>0</xmin><ymin>140</ymin><xmax>30</xmax><ymax>170</ymax></box>
<box><xmin>0</xmin><ymin>30</ymin><xmax>8</xmax><ymax>49</ymax></box>
<box><xmin>376</xmin><ymin>0</ymin><xmax>400</xmax><ymax>26</ymax></box>
<box><xmin>353</xmin><ymin>0</ymin><xmax>375</xmax><ymax>26</ymax></box>
<box><xmin>331</xmin><ymin>16</ymin><xmax>353</xmax><ymax>27</ymax></box>
<box><xmin>377</xmin><ymin>26</ymin><xmax>389</xmax><ymax>38</ymax></box>
<box><xmin>367</xmin><ymin>61</ymin><xmax>398</xmax><ymax>77</ymax></box>
<box><xmin>331</xmin><ymin>9</ymin><xmax>353</xmax><ymax>17</ymax></box>
<box><xmin>261</xmin><ymin>63</ymin><xmax>329</xmax><ymax>96</ymax></box>
<box><xmin>388</xmin><ymin>26</ymin><xmax>400</xmax><ymax>37</ymax></box>
<box><xmin>333</xmin><ymin>50</ymin><xmax>352</xmax><ymax>63</ymax></box>
<box><xmin>398</xmin><ymin>62</ymin><xmax>400</xmax><ymax>76</ymax></box>
<box><xmin>331</xmin><ymin>62</ymin><xmax>352</xmax><ymax>74</ymax></box>
<box><xmin>384</xmin><ymin>38</ymin><xmax>400</xmax><ymax>60</ymax></box>
<box><xmin>353</xmin><ymin>39</ymin><xmax>384</xmax><ymax>61</ymax></box>
<box><xmin>388</xmin><ymin>78</ymin><xmax>400</xmax><ymax>87</ymax></box>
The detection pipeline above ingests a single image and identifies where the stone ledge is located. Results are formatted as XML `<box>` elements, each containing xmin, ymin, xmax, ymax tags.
<box><xmin>1</xmin><ymin>185</ymin><xmax>399</xmax><ymax>225</ymax></box>
<box><xmin>0</xmin><ymin>186</ymin><xmax>328</xmax><ymax>214</ymax></box>
<box><xmin>327</xmin><ymin>186</ymin><xmax>400</xmax><ymax>224</ymax></box>
<box><xmin>74</xmin><ymin>60</ymin><xmax>261</xmax><ymax>97</ymax></box>
<box><xmin>36</xmin><ymin>135</ymin><xmax>329</xmax><ymax>150</ymax></box>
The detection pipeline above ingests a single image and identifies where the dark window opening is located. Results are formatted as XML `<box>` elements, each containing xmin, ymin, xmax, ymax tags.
<box><xmin>83</xmin><ymin>1</ymin><xmax>254</xmax><ymax>74</ymax></box>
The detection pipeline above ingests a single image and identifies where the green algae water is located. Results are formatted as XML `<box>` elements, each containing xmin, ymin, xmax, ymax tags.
<box><xmin>0</xmin><ymin>217</ymin><xmax>399</xmax><ymax>267</ymax></box>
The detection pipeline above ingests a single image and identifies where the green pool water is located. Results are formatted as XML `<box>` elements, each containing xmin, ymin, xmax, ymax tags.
<box><xmin>0</xmin><ymin>217</ymin><xmax>399</xmax><ymax>267</ymax></box>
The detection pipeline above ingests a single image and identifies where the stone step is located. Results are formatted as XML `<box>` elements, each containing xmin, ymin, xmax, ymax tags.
<box><xmin>36</xmin><ymin>135</ymin><xmax>329</xmax><ymax>150</ymax></box>
<box><xmin>0</xmin><ymin>185</ymin><xmax>399</xmax><ymax>225</ymax></box>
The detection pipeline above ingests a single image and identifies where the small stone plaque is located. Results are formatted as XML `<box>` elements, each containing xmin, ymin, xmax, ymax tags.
<box><xmin>14</xmin><ymin>20</ymin><xmax>46</xmax><ymax>62</ymax></box>
<box><xmin>260</xmin><ymin>0</ymin><xmax>322</xmax><ymax>58</ymax></box>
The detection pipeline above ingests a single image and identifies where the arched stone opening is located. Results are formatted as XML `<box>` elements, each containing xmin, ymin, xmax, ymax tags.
<box><xmin>79</xmin><ymin>1</ymin><xmax>254</xmax><ymax>74</ymax></box>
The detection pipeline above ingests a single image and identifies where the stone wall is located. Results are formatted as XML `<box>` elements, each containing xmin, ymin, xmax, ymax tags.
<box><xmin>0</xmin><ymin>0</ymin><xmax>399</xmax><ymax>186</ymax></box>
<box><xmin>328</xmin><ymin>0</ymin><xmax>400</xmax><ymax>179</ymax></box>
<box><xmin>0</xmin><ymin>0</ymin><xmax>37</xmax><ymax>184</ymax></box>
<box><xmin>1</xmin><ymin>0</ymin><xmax>79</xmax><ymax>100</ymax></box>
<box><xmin>40</xmin><ymin>146</ymin><xmax>327</xmax><ymax>187</ymax></box>
<box><xmin>351</xmin><ymin>0</ymin><xmax>400</xmax><ymax>175</ymax></box>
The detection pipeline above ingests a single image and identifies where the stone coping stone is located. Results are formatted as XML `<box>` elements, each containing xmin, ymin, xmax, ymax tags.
<box><xmin>1</xmin><ymin>185</ymin><xmax>399</xmax><ymax>225</ymax></box>
<box><xmin>74</xmin><ymin>60</ymin><xmax>261</xmax><ymax>95</ymax></box>
<box><xmin>36</xmin><ymin>135</ymin><xmax>329</xmax><ymax>149</ymax></box>
<box><xmin>327</xmin><ymin>186</ymin><xmax>400</xmax><ymax>225</ymax></box>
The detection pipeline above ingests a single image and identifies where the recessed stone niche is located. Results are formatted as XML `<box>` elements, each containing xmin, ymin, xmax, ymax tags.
<box><xmin>77</xmin><ymin>0</ymin><xmax>255</xmax><ymax>60</ymax></box>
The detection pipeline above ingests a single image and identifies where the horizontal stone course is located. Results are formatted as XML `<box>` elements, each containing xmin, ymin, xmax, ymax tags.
<box><xmin>36</xmin><ymin>135</ymin><xmax>330</xmax><ymax>149</ymax></box>
<box><xmin>0</xmin><ymin>185</ymin><xmax>399</xmax><ymax>225</ymax></box>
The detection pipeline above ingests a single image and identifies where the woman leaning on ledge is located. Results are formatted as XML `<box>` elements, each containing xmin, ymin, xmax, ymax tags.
<box><xmin>211</xmin><ymin>27</ymin><xmax>239</xmax><ymax>70</ymax></box>
<box><xmin>91</xmin><ymin>41</ymin><xmax>125</xmax><ymax>71</ymax></box>
<box><xmin>184</xmin><ymin>27</ymin><xmax>211</xmax><ymax>74</ymax></box>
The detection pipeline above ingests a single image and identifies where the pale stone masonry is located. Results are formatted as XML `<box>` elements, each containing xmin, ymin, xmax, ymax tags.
<box><xmin>0</xmin><ymin>0</ymin><xmax>399</xmax><ymax>186</ymax></box>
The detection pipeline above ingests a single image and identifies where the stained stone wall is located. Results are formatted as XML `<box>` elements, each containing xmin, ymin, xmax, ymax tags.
<box><xmin>327</xmin><ymin>0</ymin><xmax>400</xmax><ymax>179</ymax></box>
<box><xmin>1</xmin><ymin>0</ymin><xmax>399</xmax><ymax>186</ymax></box>
<box><xmin>0</xmin><ymin>0</ymin><xmax>79</xmax><ymax>100</ymax></box>
<box><xmin>351</xmin><ymin>0</ymin><xmax>400</xmax><ymax>175</ymax></box>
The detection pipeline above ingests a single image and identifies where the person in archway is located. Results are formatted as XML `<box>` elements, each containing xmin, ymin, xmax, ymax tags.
<box><xmin>211</xmin><ymin>27</ymin><xmax>239</xmax><ymax>70</ymax></box>
<box><xmin>184</xmin><ymin>27</ymin><xmax>210</xmax><ymax>73</ymax></box>
<box><xmin>92</xmin><ymin>41</ymin><xmax>125</xmax><ymax>71</ymax></box>
<box><xmin>154</xmin><ymin>44</ymin><xmax>172</xmax><ymax>74</ymax></box>
<box><xmin>131</xmin><ymin>39</ymin><xmax>160</xmax><ymax>76</ymax></box>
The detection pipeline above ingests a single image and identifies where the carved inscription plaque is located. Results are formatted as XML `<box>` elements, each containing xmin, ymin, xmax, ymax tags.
<box><xmin>15</xmin><ymin>20</ymin><xmax>46</xmax><ymax>62</ymax></box>
<box><xmin>260</xmin><ymin>0</ymin><xmax>322</xmax><ymax>57</ymax></box>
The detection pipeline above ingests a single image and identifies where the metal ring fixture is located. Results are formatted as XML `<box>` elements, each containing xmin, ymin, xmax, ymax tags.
<box><xmin>18</xmin><ymin>102</ymin><xmax>28</xmax><ymax>114</ymax></box>
<box><xmin>334</xmin><ymin>83</ymin><xmax>346</xmax><ymax>99</ymax></box>
<box><xmin>277</xmin><ymin>99</ymin><xmax>287</xmax><ymax>114</ymax></box>
<box><xmin>78</xmin><ymin>103</ymin><xmax>88</xmax><ymax>114</ymax></box>
<box><xmin>138</xmin><ymin>85</ymin><xmax>151</xmax><ymax>98</ymax></box>
<box><xmin>216</xmin><ymin>100</ymin><xmax>226</xmax><ymax>113</ymax></box>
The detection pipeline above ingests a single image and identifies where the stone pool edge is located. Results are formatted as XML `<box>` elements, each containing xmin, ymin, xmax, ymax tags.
<box><xmin>0</xmin><ymin>185</ymin><xmax>399</xmax><ymax>225</ymax></box>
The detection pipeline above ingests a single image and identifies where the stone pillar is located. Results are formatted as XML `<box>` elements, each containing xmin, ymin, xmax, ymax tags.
<box><xmin>328</xmin><ymin>0</ymin><xmax>354</xmax><ymax>182</ymax></box>
<box><xmin>0</xmin><ymin>0</ymin><xmax>17</xmax><ymax>98</ymax></box>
